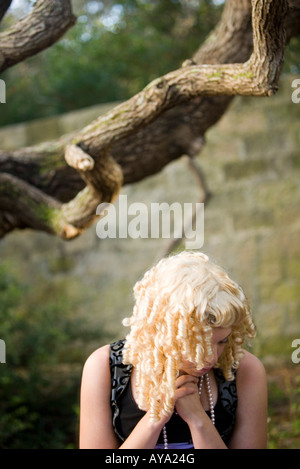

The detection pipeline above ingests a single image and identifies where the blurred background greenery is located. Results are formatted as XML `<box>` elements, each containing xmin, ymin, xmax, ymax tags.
<box><xmin>0</xmin><ymin>0</ymin><xmax>300</xmax><ymax>449</ymax></box>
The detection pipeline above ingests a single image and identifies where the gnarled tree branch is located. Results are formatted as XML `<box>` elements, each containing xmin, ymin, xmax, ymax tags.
<box><xmin>0</xmin><ymin>0</ymin><xmax>76</xmax><ymax>73</ymax></box>
<box><xmin>0</xmin><ymin>0</ymin><xmax>294</xmax><ymax>239</ymax></box>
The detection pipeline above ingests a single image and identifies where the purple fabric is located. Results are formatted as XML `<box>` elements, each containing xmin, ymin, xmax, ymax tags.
<box><xmin>155</xmin><ymin>442</ymin><xmax>194</xmax><ymax>449</ymax></box>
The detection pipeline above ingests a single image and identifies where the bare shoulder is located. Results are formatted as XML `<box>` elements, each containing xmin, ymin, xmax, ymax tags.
<box><xmin>81</xmin><ymin>344</ymin><xmax>111</xmax><ymax>386</ymax></box>
<box><xmin>83</xmin><ymin>344</ymin><xmax>110</xmax><ymax>370</ymax></box>
<box><xmin>236</xmin><ymin>350</ymin><xmax>267</xmax><ymax>385</ymax></box>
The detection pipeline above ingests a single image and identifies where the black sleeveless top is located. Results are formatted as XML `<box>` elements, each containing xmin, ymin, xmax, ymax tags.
<box><xmin>109</xmin><ymin>339</ymin><xmax>237</xmax><ymax>447</ymax></box>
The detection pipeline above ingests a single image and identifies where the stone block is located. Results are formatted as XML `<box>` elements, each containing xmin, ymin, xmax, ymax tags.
<box><xmin>284</xmin><ymin>258</ymin><xmax>300</xmax><ymax>280</ymax></box>
<box><xmin>26</xmin><ymin>116</ymin><xmax>60</xmax><ymax>145</ymax></box>
<box><xmin>254</xmin><ymin>179</ymin><xmax>298</xmax><ymax>209</ymax></box>
<box><xmin>273</xmin><ymin>282</ymin><xmax>300</xmax><ymax>304</ymax></box>
<box><xmin>234</xmin><ymin>209</ymin><xmax>274</xmax><ymax>232</ymax></box>
<box><xmin>58</xmin><ymin>102</ymin><xmax>120</xmax><ymax>135</ymax></box>
<box><xmin>0</xmin><ymin>123</ymin><xmax>28</xmax><ymax>150</ymax></box>
<box><xmin>223</xmin><ymin>159</ymin><xmax>269</xmax><ymax>180</ymax></box>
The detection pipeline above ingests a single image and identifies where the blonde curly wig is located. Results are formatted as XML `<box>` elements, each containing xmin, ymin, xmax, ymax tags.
<box><xmin>122</xmin><ymin>251</ymin><xmax>256</xmax><ymax>421</ymax></box>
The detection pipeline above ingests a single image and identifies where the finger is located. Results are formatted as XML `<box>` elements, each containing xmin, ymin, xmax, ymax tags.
<box><xmin>176</xmin><ymin>374</ymin><xmax>199</xmax><ymax>384</ymax></box>
<box><xmin>175</xmin><ymin>374</ymin><xmax>199</xmax><ymax>388</ymax></box>
<box><xmin>174</xmin><ymin>386</ymin><xmax>198</xmax><ymax>401</ymax></box>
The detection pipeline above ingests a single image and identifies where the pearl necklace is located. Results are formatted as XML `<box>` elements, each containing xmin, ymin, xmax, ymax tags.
<box><xmin>162</xmin><ymin>373</ymin><xmax>215</xmax><ymax>449</ymax></box>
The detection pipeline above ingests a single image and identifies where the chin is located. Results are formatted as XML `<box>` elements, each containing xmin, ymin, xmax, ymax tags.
<box><xmin>193</xmin><ymin>367</ymin><xmax>212</xmax><ymax>376</ymax></box>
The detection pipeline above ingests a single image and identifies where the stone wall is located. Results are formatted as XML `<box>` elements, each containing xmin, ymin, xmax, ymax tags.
<box><xmin>1</xmin><ymin>74</ymin><xmax>299</xmax><ymax>366</ymax></box>
<box><xmin>0</xmin><ymin>102</ymin><xmax>119</xmax><ymax>150</ymax></box>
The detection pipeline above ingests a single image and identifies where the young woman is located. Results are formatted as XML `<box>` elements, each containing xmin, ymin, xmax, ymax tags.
<box><xmin>79</xmin><ymin>251</ymin><xmax>268</xmax><ymax>449</ymax></box>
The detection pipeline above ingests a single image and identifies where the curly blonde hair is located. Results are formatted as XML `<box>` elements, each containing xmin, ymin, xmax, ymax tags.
<box><xmin>122</xmin><ymin>251</ymin><xmax>256</xmax><ymax>421</ymax></box>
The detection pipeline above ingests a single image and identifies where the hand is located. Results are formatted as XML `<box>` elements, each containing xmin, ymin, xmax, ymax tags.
<box><xmin>151</xmin><ymin>373</ymin><xmax>199</xmax><ymax>427</ymax></box>
<box><xmin>174</xmin><ymin>374</ymin><xmax>205</xmax><ymax>425</ymax></box>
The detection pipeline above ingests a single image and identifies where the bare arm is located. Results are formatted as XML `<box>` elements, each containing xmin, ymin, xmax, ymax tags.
<box><xmin>79</xmin><ymin>345</ymin><xmax>120</xmax><ymax>448</ymax></box>
<box><xmin>228</xmin><ymin>351</ymin><xmax>268</xmax><ymax>449</ymax></box>
<box><xmin>174</xmin><ymin>352</ymin><xmax>268</xmax><ymax>449</ymax></box>
<box><xmin>79</xmin><ymin>345</ymin><xmax>171</xmax><ymax>449</ymax></box>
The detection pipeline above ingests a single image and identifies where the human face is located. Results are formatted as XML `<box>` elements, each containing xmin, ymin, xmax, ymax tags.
<box><xmin>180</xmin><ymin>327</ymin><xmax>232</xmax><ymax>377</ymax></box>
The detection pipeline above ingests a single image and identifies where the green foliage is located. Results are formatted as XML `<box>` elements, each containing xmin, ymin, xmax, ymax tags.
<box><xmin>283</xmin><ymin>37</ymin><xmax>300</xmax><ymax>75</ymax></box>
<box><xmin>0</xmin><ymin>263</ymin><xmax>106</xmax><ymax>449</ymax></box>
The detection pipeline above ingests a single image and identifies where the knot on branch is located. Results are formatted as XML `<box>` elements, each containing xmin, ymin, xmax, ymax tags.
<box><xmin>65</xmin><ymin>144</ymin><xmax>123</xmax><ymax>199</ymax></box>
<box><xmin>65</xmin><ymin>144</ymin><xmax>95</xmax><ymax>171</ymax></box>
<box><xmin>60</xmin><ymin>144</ymin><xmax>123</xmax><ymax>235</ymax></box>
<box><xmin>182</xmin><ymin>58</ymin><xmax>196</xmax><ymax>68</ymax></box>
<box><xmin>144</xmin><ymin>76</ymin><xmax>168</xmax><ymax>92</ymax></box>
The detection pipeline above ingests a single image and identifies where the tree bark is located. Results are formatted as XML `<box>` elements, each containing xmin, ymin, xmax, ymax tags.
<box><xmin>0</xmin><ymin>0</ymin><xmax>76</xmax><ymax>72</ymax></box>
<box><xmin>0</xmin><ymin>0</ymin><xmax>297</xmax><ymax>239</ymax></box>
<box><xmin>0</xmin><ymin>0</ymin><xmax>13</xmax><ymax>23</ymax></box>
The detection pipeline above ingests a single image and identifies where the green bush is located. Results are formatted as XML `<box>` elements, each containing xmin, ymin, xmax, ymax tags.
<box><xmin>267</xmin><ymin>371</ymin><xmax>300</xmax><ymax>449</ymax></box>
<box><xmin>0</xmin><ymin>264</ymin><xmax>106</xmax><ymax>449</ymax></box>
